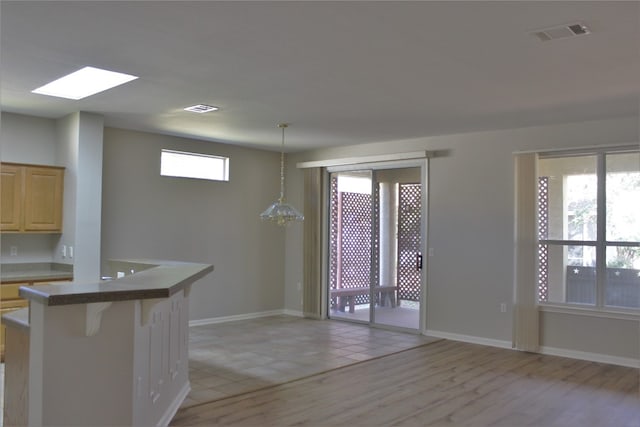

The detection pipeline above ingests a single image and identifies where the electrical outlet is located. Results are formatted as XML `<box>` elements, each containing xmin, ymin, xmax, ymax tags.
<box><xmin>69</xmin><ymin>246</ymin><xmax>74</xmax><ymax>258</ymax></box>
<box><xmin>10</xmin><ymin>246</ymin><xmax>17</xmax><ymax>256</ymax></box>
<box><xmin>500</xmin><ymin>303</ymin><xmax>507</xmax><ymax>313</ymax></box>
<box><xmin>62</xmin><ymin>245</ymin><xmax>67</xmax><ymax>258</ymax></box>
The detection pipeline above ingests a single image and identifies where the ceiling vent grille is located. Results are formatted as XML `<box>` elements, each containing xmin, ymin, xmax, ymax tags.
<box><xmin>184</xmin><ymin>104</ymin><xmax>220</xmax><ymax>113</ymax></box>
<box><xmin>530</xmin><ymin>22</ymin><xmax>591</xmax><ymax>41</ymax></box>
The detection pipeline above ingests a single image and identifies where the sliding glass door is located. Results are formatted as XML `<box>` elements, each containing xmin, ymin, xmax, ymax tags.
<box><xmin>327</xmin><ymin>163</ymin><xmax>425</xmax><ymax>331</ymax></box>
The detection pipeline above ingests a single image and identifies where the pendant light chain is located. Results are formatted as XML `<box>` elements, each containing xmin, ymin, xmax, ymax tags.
<box><xmin>279</xmin><ymin>124</ymin><xmax>286</xmax><ymax>202</ymax></box>
<box><xmin>259</xmin><ymin>122</ymin><xmax>304</xmax><ymax>226</ymax></box>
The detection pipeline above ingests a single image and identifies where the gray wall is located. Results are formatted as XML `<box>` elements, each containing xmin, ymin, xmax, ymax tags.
<box><xmin>1</xmin><ymin>113</ymin><xmax>288</xmax><ymax>322</ymax></box>
<box><xmin>54</xmin><ymin>112</ymin><xmax>104</xmax><ymax>281</ymax></box>
<box><xmin>101</xmin><ymin>127</ymin><xmax>286</xmax><ymax>320</ymax></box>
<box><xmin>0</xmin><ymin>113</ymin><xmax>58</xmax><ymax>165</ymax></box>
<box><xmin>0</xmin><ymin>112</ymin><xmax>104</xmax><ymax>280</ymax></box>
<box><xmin>0</xmin><ymin>113</ymin><xmax>60</xmax><ymax>262</ymax></box>
<box><xmin>288</xmin><ymin>116</ymin><xmax>639</xmax><ymax>361</ymax></box>
<box><xmin>3</xmin><ymin>110</ymin><xmax>638</xmax><ymax>362</ymax></box>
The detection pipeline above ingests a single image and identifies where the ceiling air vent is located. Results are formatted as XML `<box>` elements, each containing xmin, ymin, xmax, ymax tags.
<box><xmin>530</xmin><ymin>22</ymin><xmax>591</xmax><ymax>42</ymax></box>
<box><xmin>183</xmin><ymin>104</ymin><xmax>220</xmax><ymax>113</ymax></box>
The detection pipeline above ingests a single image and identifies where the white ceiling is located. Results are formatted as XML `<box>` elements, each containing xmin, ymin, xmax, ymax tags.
<box><xmin>1</xmin><ymin>1</ymin><xmax>639</xmax><ymax>152</ymax></box>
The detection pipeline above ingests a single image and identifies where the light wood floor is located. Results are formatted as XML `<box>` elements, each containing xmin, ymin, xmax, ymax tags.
<box><xmin>171</xmin><ymin>340</ymin><xmax>640</xmax><ymax>427</ymax></box>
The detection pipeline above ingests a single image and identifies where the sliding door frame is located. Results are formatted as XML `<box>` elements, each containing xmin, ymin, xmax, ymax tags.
<box><xmin>324</xmin><ymin>158</ymin><xmax>429</xmax><ymax>333</ymax></box>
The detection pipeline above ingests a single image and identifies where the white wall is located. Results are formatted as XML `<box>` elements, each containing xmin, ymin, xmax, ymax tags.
<box><xmin>101</xmin><ymin>127</ymin><xmax>286</xmax><ymax>320</ymax></box>
<box><xmin>288</xmin><ymin>116</ymin><xmax>640</xmax><ymax>362</ymax></box>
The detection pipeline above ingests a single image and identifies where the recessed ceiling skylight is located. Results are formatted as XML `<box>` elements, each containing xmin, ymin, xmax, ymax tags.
<box><xmin>32</xmin><ymin>66</ymin><xmax>138</xmax><ymax>100</ymax></box>
<box><xmin>184</xmin><ymin>104</ymin><xmax>220</xmax><ymax>113</ymax></box>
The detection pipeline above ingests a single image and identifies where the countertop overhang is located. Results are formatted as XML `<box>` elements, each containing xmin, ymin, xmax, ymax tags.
<box><xmin>19</xmin><ymin>259</ymin><xmax>213</xmax><ymax>306</ymax></box>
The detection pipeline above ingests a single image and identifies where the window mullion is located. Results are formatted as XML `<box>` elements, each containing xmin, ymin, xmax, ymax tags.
<box><xmin>595</xmin><ymin>153</ymin><xmax>607</xmax><ymax>308</ymax></box>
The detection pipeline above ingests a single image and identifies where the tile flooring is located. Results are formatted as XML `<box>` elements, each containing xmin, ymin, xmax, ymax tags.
<box><xmin>182</xmin><ymin>315</ymin><xmax>439</xmax><ymax>408</ymax></box>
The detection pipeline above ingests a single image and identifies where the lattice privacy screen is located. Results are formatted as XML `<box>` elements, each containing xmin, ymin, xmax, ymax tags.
<box><xmin>329</xmin><ymin>178</ymin><xmax>422</xmax><ymax>308</ymax></box>
<box><xmin>397</xmin><ymin>184</ymin><xmax>421</xmax><ymax>301</ymax></box>
<box><xmin>537</xmin><ymin>176</ymin><xmax>549</xmax><ymax>302</ymax></box>
<box><xmin>328</xmin><ymin>176</ymin><xmax>339</xmax><ymax>294</ymax></box>
<box><xmin>328</xmin><ymin>176</ymin><xmax>375</xmax><ymax>306</ymax></box>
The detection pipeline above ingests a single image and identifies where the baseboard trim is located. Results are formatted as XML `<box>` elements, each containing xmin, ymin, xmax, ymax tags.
<box><xmin>539</xmin><ymin>346</ymin><xmax>640</xmax><ymax>369</ymax></box>
<box><xmin>157</xmin><ymin>382</ymin><xmax>190</xmax><ymax>427</ymax></box>
<box><xmin>282</xmin><ymin>309</ymin><xmax>304</xmax><ymax>317</ymax></box>
<box><xmin>189</xmin><ymin>309</ymin><xmax>286</xmax><ymax>327</ymax></box>
<box><xmin>423</xmin><ymin>329</ymin><xmax>639</xmax><ymax>368</ymax></box>
<box><xmin>424</xmin><ymin>329</ymin><xmax>513</xmax><ymax>349</ymax></box>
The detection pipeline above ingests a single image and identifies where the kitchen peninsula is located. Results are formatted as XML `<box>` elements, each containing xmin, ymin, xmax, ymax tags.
<box><xmin>0</xmin><ymin>262</ymin><xmax>74</xmax><ymax>358</ymax></box>
<box><xmin>2</xmin><ymin>259</ymin><xmax>213</xmax><ymax>427</ymax></box>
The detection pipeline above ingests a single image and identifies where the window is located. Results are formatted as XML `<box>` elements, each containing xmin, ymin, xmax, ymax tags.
<box><xmin>160</xmin><ymin>149</ymin><xmax>229</xmax><ymax>182</ymax></box>
<box><xmin>537</xmin><ymin>149</ymin><xmax>640</xmax><ymax>309</ymax></box>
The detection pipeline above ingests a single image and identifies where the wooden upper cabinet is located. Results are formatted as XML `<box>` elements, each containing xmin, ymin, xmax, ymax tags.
<box><xmin>1</xmin><ymin>164</ymin><xmax>23</xmax><ymax>231</ymax></box>
<box><xmin>23</xmin><ymin>166</ymin><xmax>64</xmax><ymax>231</ymax></box>
<box><xmin>1</xmin><ymin>163</ymin><xmax>64</xmax><ymax>233</ymax></box>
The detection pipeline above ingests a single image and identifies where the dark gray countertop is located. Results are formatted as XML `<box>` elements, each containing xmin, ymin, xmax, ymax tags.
<box><xmin>2</xmin><ymin>307</ymin><xmax>29</xmax><ymax>331</ymax></box>
<box><xmin>1</xmin><ymin>262</ymin><xmax>73</xmax><ymax>283</ymax></box>
<box><xmin>18</xmin><ymin>259</ymin><xmax>213</xmax><ymax>306</ymax></box>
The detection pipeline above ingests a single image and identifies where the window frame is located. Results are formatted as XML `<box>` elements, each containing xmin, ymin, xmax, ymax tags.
<box><xmin>536</xmin><ymin>146</ymin><xmax>640</xmax><ymax>312</ymax></box>
<box><xmin>160</xmin><ymin>149</ymin><xmax>230</xmax><ymax>182</ymax></box>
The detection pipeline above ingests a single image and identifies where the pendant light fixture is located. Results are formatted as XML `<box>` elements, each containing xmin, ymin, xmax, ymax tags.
<box><xmin>260</xmin><ymin>123</ymin><xmax>304</xmax><ymax>226</ymax></box>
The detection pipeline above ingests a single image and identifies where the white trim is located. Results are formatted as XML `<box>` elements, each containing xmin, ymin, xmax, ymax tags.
<box><xmin>513</xmin><ymin>143</ymin><xmax>639</xmax><ymax>156</ymax></box>
<box><xmin>424</xmin><ymin>330</ymin><xmax>640</xmax><ymax>369</ymax></box>
<box><xmin>420</xmin><ymin>159</ymin><xmax>429</xmax><ymax>333</ymax></box>
<box><xmin>327</xmin><ymin>158</ymin><xmax>426</xmax><ymax>174</ymax></box>
<box><xmin>188</xmin><ymin>309</ymin><xmax>285</xmax><ymax>327</ymax></box>
<box><xmin>424</xmin><ymin>329</ymin><xmax>513</xmax><ymax>349</ymax></box>
<box><xmin>283</xmin><ymin>309</ymin><xmax>304</xmax><ymax>317</ymax></box>
<box><xmin>539</xmin><ymin>346</ymin><xmax>640</xmax><ymax>369</ymax></box>
<box><xmin>297</xmin><ymin>151</ymin><xmax>432</xmax><ymax>169</ymax></box>
<box><xmin>539</xmin><ymin>303</ymin><xmax>640</xmax><ymax>321</ymax></box>
<box><xmin>157</xmin><ymin>382</ymin><xmax>190</xmax><ymax>427</ymax></box>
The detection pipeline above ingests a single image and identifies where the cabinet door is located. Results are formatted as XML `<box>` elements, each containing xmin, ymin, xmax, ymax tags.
<box><xmin>0</xmin><ymin>282</ymin><xmax>26</xmax><ymax>300</ymax></box>
<box><xmin>23</xmin><ymin>166</ymin><xmax>64</xmax><ymax>232</ymax></box>
<box><xmin>0</xmin><ymin>301</ymin><xmax>29</xmax><ymax>360</ymax></box>
<box><xmin>0</xmin><ymin>164</ymin><xmax>23</xmax><ymax>231</ymax></box>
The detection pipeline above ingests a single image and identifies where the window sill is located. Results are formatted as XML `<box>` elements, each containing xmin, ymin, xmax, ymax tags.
<box><xmin>538</xmin><ymin>303</ymin><xmax>640</xmax><ymax>321</ymax></box>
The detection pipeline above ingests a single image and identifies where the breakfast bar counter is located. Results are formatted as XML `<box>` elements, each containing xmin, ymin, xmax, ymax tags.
<box><xmin>2</xmin><ymin>259</ymin><xmax>213</xmax><ymax>427</ymax></box>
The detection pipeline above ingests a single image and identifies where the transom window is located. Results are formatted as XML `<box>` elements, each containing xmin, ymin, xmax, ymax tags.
<box><xmin>537</xmin><ymin>149</ymin><xmax>640</xmax><ymax>309</ymax></box>
<box><xmin>160</xmin><ymin>149</ymin><xmax>229</xmax><ymax>182</ymax></box>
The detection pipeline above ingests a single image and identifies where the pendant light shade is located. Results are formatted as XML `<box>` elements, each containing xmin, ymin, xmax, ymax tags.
<box><xmin>260</xmin><ymin>123</ymin><xmax>304</xmax><ymax>226</ymax></box>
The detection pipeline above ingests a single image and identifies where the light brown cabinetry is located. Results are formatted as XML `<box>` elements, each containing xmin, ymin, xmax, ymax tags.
<box><xmin>0</xmin><ymin>278</ymin><xmax>70</xmax><ymax>359</ymax></box>
<box><xmin>0</xmin><ymin>163</ymin><xmax>64</xmax><ymax>233</ymax></box>
<box><xmin>1</xmin><ymin>281</ymin><xmax>29</xmax><ymax>359</ymax></box>
<box><xmin>1</xmin><ymin>164</ymin><xmax>23</xmax><ymax>230</ymax></box>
